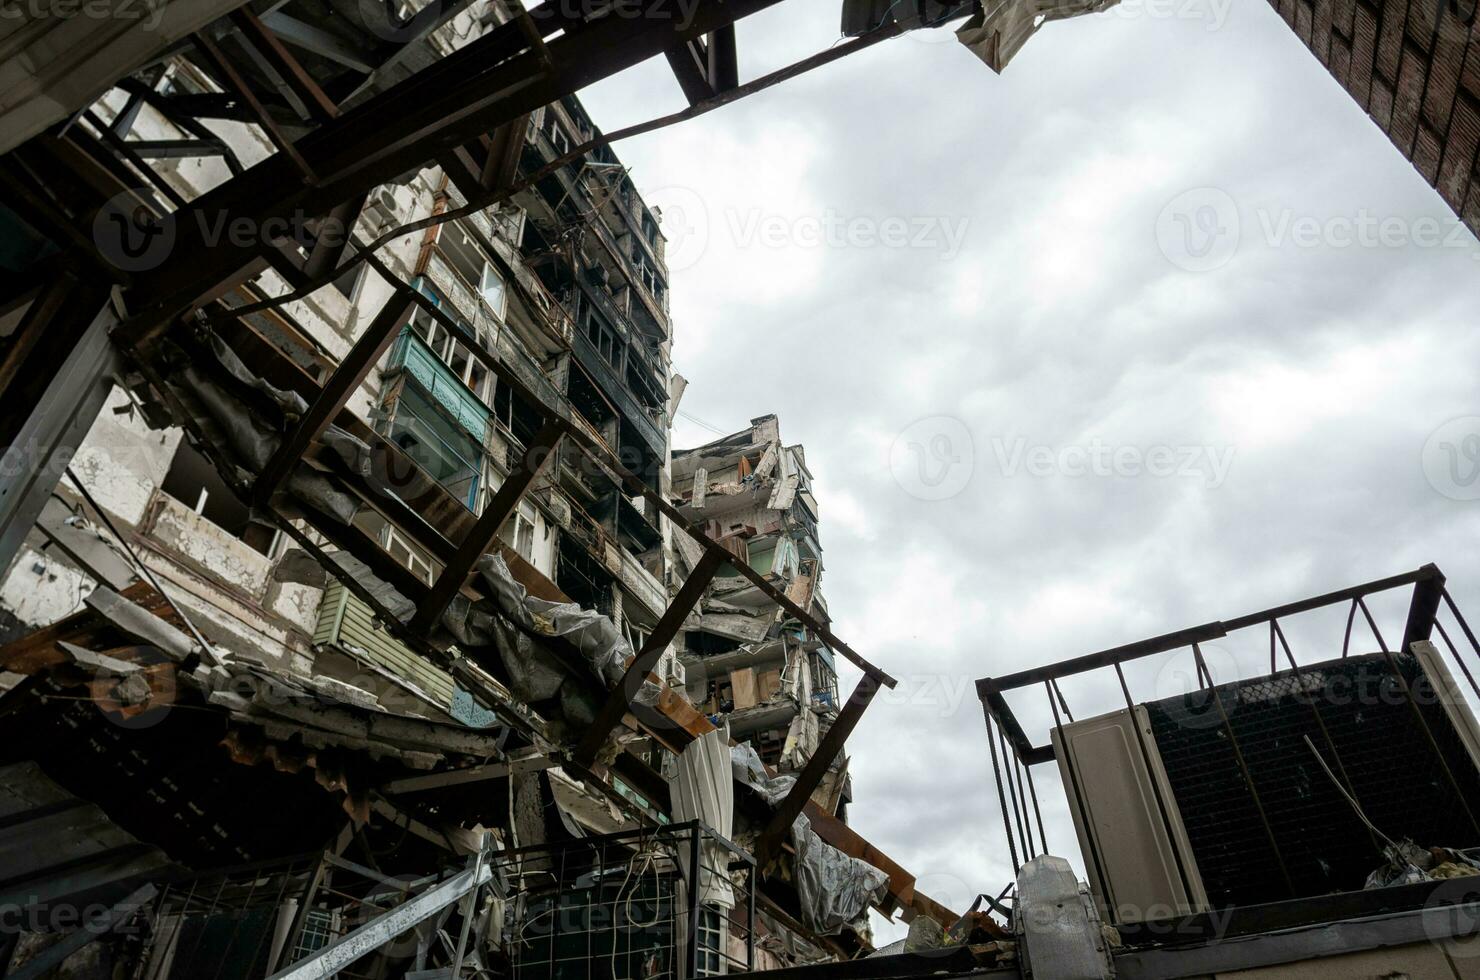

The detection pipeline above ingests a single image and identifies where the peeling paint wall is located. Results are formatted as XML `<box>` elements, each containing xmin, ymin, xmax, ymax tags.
<box><xmin>0</xmin><ymin>545</ymin><xmax>91</xmax><ymax>626</ymax></box>
<box><xmin>69</xmin><ymin>388</ymin><xmax>183</xmax><ymax>527</ymax></box>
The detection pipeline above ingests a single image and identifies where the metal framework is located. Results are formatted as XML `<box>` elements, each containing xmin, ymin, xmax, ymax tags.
<box><xmin>0</xmin><ymin>0</ymin><xmax>926</xmax><ymax>937</ymax></box>
<box><xmin>974</xmin><ymin>563</ymin><xmax>1480</xmax><ymax>885</ymax></box>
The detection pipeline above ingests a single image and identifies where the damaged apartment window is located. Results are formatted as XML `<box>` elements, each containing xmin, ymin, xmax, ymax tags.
<box><xmin>383</xmin><ymin>524</ymin><xmax>434</xmax><ymax>585</ymax></box>
<box><xmin>160</xmin><ymin>441</ymin><xmax>276</xmax><ymax>554</ymax></box>
<box><xmin>381</xmin><ymin>384</ymin><xmax>483</xmax><ymax>511</ymax></box>
<box><xmin>498</xmin><ymin>503</ymin><xmax>537</xmax><ymax>562</ymax></box>
<box><xmin>330</xmin><ymin>262</ymin><xmax>365</xmax><ymax>301</ymax></box>
<box><xmin>408</xmin><ymin>309</ymin><xmax>495</xmax><ymax>405</ymax></box>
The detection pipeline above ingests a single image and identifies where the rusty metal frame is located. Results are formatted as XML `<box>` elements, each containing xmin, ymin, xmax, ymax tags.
<box><xmin>974</xmin><ymin>563</ymin><xmax>1480</xmax><ymax>896</ymax></box>
<box><xmin>0</xmin><ymin>3</ymin><xmax>909</xmax><ymax>913</ymax></box>
<box><xmin>977</xmin><ymin>564</ymin><xmax>1449</xmax><ymax>766</ymax></box>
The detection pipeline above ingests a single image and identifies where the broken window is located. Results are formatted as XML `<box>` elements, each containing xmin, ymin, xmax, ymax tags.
<box><xmin>381</xmin><ymin>385</ymin><xmax>482</xmax><ymax>511</ymax></box>
<box><xmin>330</xmin><ymin>261</ymin><xmax>365</xmax><ymax>301</ymax></box>
<box><xmin>383</xmin><ymin>524</ymin><xmax>434</xmax><ymax>585</ymax></box>
<box><xmin>498</xmin><ymin>504</ymin><xmax>537</xmax><ymax>562</ymax></box>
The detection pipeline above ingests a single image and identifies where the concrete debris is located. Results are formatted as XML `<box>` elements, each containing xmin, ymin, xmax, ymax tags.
<box><xmin>83</xmin><ymin>585</ymin><xmax>195</xmax><ymax>662</ymax></box>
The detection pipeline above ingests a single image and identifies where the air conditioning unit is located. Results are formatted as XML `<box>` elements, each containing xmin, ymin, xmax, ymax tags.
<box><xmin>362</xmin><ymin>187</ymin><xmax>402</xmax><ymax>235</ymax></box>
<box><xmin>1056</xmin><ymin>641</ymin><xmax>1480</xmax><ymax>923</ymax></box>
<box><xmin>657</xmin><ymin>648</ymin><xmax>685</xmax><ymax>691</ymax></box>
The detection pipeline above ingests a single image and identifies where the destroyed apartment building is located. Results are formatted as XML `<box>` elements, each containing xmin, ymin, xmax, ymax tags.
<box><xmin>668</xmin><ymin>417</ymin><xmax>846</xmax><ymax>811</ymax></box>
<box><xmin>4</xmin><ymin>0</ymin><xmax>1480</xmax><ymax>978</ymax></box>
<box><xmin>0</xmin><ymin>2</ymin><xmax>966</xmax><ymax>978</ymax></box>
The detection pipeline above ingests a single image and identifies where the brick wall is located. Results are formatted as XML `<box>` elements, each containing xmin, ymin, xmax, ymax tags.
<box><xmin>1270</xmin><ymin>0</ymin><xmax>1480</xmax><ymax>236</ymax></box>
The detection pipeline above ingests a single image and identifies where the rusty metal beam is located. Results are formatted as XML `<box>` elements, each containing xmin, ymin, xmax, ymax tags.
<box><xmin>118</xmin><ymin>0</ymin><xmax>791</xmax><ymax>340</ymax></box>
<box><xmin>1402</xmin><ymin>564</ymin><xmax>1447</xmax><ymax>653</ymax></box>
<box><xmin>664</xmin><ymin>38</ymin><xmax>715</xmax><ymax>104</ymax></box>
<box><xmin>574</xmin><ymin>548</ymin><xmax>728</xmax><ymax>765</ymax></box>
<box><xmin>409</xmin><ymin>419</ymin><xmax>565</xmax><ymax>632</ymax></box>
<box><xmin>302</xmin><ymin>190</ymin><xmax>367</xmax><ymax>280</ymax></box>
<box><xmin>230</xmin><ymin>8</ymin><xmax>340</xmax><ymax>123</ymax></box>
<box><xmin>708</xmin><ymin>25</ymin><xmax>739</xmax><ymax>91</ymax></box>
<box><xmin>191</xmin><ymin>30</ymin><xmax>318</xmax><ymax>182</ymax></box>
<box><xmin>756</xmin><ymin>673</ymin><xmax>881</xmax><ymax>867</ymax></box>
<box><xmin>480</xmin><ymin>113</ymin><xmax>532</xmax><ymax>193</ymax></box>
<box><xmin>252</xmin><ymin>287</ymin><xmax>416</xmax><ymax>505</ymax></box>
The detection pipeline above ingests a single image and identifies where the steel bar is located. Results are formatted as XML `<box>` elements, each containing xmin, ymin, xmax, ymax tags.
<box><xmin>1192</xmin><ymin>643</ymin><xmax>1296</xmax><ymax>898</ymax></box>
<box><xmin>708</xmin><ymin>25</ymin><xmax>739</xmax><ymax>90</ymax></box>
<box><xmin>252</xmin><ymin>287</ymin><xmax>417</xmax><ymax>505</ymax></box>
<box><xmin>1370</xmin><ymin>643</ymin><xmax>1480</xmax><ymax>837</ymax></box>
<box><xmin>80</xmin><ymin>111</ymin><xmax>188</xmax><ymax>209</ymax></box>
<box><xmin>1269</xmin><ymin>618</ymin><xmax>1379</xmax><ymax>850</ymax></box>
<box><xmin>409</xmin><ymin>418</ymin><xmax>565</xmax><ymax>632</ymax></box>
<box><xmin>574</xmin><ymin>548</ymin><xmax>728</xmax><ymax>765</ymax></box>
<box><xmin>984</xmin><ymin>706</ymin><xmax>1020</xmax><ymax>875</ymax></box>
<box><xmin>267</xmin><ymin>854</ymin><xmax>494</xmax><ymax>979</ymax></box>
<box><xmin>999</xmin><ymin>719</ymin><xmax>1029</xmax><ymax>860</ymax></box>
<box><xmin>756</xmin><ymin>673</ymin><xmax>881</xmax><ymax>867</ymax></box>
<box><xmin>191</xmin><ymin>30</ymin><xmax>317</xmax><ymax>181</ymax></box>
<box><xmin>665</xmin><ymin>38</ymin><xmax>716</xmax><ymax>104</ymax></box>
<box><xmin>230</xmin><ymin>8</ymin><xmax>341</xmax><ymax>123</ymax></box>
<box><xmin>302</xmin><ymin>190</ymin><xmax>367</xmax><ymax>280</ymax></box>
<box><xmin>0</xmin><ymin>297</ymin><xmax>116</xmax><ymax>573</ymax></box>
<box><xmin>981</xmin><ymin>566</ymin><xmax>1442</xmax><ymax>695</ymax></box>
<box><xmin>1401</xmin><ymin>569</ymin><xmax>1447</xmax><ymax>652</ymax></box>
<box><xmin>1434</xmin><ymin>619</ymin><xmax>1480</xmax><ymax>701</ymax></box>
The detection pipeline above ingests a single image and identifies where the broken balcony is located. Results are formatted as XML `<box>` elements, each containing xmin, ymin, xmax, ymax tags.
<box><xmin>380</xmin><ymin>329</ymin><xmax>491</xmax><ymax>512</ymax></box>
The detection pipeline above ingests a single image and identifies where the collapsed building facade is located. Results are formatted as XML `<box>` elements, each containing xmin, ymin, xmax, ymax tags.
<box><xmin>0</xmin><ymin>2</ymin><xmax>971</xmax><ymax>978</ymax></box>
<box><xmin>1</xmin><ymin>0</ymin><xmax>1480</xmax><ymax>978</ymax></box>
<box><xmin>669</xmin><ymin>418</ymin><xmax>846</xmax><ymax>811</ymax></box>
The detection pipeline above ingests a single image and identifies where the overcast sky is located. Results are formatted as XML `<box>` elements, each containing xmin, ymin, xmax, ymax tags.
<box><xmin>580</xmin><ymin>0</ymin><xmax>1480</xmax><ymax>940</ymax></box>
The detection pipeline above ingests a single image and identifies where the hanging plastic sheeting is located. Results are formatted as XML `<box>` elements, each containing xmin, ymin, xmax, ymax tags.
<box><xmin>730</xmin><ymin>742</ymin><xmax>795</xmax><ymax>806</ymax></box>
<box><xmin>791</xmin><ymin>815</ymin><xmax>889</xmax><ymax>934</ymax></box>
<box><xmin>671</xmin><ymin>727</ymin><xmax>735</xmax><ymax>909</ymax></box>
<box><xmin>473</xmin><ymin>554</ymin><xmax>630</xmax><ymax>685</ymax></box>
<box><xmin>730</xmin><ymin>742</ymin><xmax>887</xmax><ymax>934</ymax></box>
